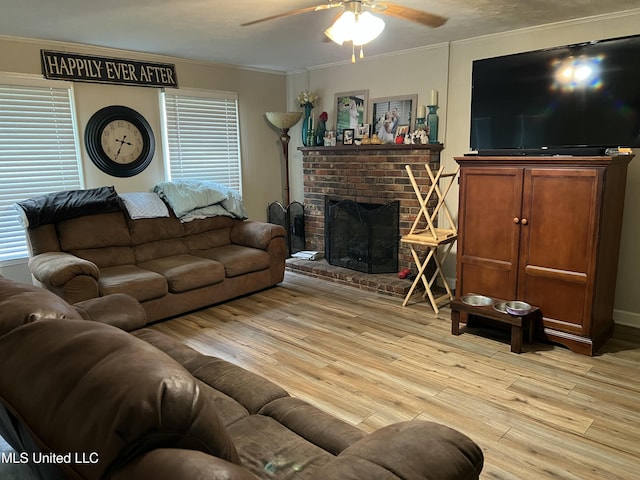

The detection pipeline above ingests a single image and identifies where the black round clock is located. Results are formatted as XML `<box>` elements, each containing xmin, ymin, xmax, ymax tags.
<box><xmin>85</xmin><ymin>105</ymin><xmax>155</xmax><ymax>177</ymax></box>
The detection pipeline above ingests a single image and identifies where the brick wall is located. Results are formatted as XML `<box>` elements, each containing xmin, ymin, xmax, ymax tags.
<box><xmin>299</xmin><ymin>144</ymin><xmax>443</xmax><ymax>270</ymax></box>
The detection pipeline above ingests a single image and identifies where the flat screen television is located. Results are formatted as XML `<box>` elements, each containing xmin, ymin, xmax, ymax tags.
<box><xmin>470</xmin><ymin>34</ymin><xmax>640</xmax><ymax>156</ymax></box>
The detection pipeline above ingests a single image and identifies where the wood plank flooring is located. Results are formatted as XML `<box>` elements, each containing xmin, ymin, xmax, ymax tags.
<box><xmin>150</xmin><ymin>271</ymin><xmax>640</xmax><ymax>480</ymax></box>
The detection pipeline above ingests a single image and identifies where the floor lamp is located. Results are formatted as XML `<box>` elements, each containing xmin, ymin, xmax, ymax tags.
<box><xmin>266</xmin><ymin>111</ymin><xmax>304</xmax><ymax>256</ymax></box>
<box><xmin>265</xmin><ymin>111</ymin><xmax>302</xmax><ymax>206</ymax></box>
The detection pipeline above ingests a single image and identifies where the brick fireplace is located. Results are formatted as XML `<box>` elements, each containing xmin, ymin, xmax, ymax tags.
<box><xmin>290</xmin><ymin>144</ymin><xmax>442</xmax><ymax>294</ymax></box>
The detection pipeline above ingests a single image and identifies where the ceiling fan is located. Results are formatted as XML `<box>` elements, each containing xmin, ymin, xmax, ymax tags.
<box><xmin>241</xmin><ymin>1</ymin><xmax>447</xmax><ymax>29</ymax></box>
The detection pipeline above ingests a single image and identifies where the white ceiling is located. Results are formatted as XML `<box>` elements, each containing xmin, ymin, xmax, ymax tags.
<box><xmin>1</xmin><ymin>1</ymin><xmax>639</xmax><ymax>72</ymax></box>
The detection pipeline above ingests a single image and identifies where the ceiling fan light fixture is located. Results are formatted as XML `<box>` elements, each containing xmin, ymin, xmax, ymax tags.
<box><xmin>352</xmin><ymin>12</ymin><xmax>385</xmax><ymax>46</ymax></box>
<box><xmin>325</xmin><ymin>10</ymin><xmax>385</xmax><ymax>47</ymax></box>
<box><xmin>324</xmin><ymin>11</ymin><xmax>355</xmax><ymax>45</ymax></box>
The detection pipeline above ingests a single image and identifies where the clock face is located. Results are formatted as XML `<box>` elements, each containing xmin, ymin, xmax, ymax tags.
<box><xmin>85</xmin><ymin>105</ymin><xmax>155</xmax><ymax>177</ymax></box>
<box><xmin>100</xmin><ymin>120</ymin><xmax>144</xmax><ymax>164</ymax></box>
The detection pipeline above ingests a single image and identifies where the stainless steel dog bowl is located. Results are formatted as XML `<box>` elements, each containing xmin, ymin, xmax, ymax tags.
<box><xmin>505</xmin><ymin>301</ymin><xmax>532</xmax><ymax>315</ymax></box>
<box><xmin>493</xmin><ymin>302</ymin><xmax>508</xmax><ymax>313</ymax></box>
<box><xmin>460</xmin><ymin>294</ymin><xmax>494</xmax><ymax>307</ymax></box>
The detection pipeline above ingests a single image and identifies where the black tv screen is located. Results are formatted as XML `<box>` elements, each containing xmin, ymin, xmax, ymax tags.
<box><xmin>470</xmin><ymin>34</ymin><xmax>640</xmax><ymax>155</ymax></box>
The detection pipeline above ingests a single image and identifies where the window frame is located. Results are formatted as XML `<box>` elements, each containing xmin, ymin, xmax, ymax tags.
<box><xmin>0</xmin><ymin>73</ymin><xmax>83</xmax><ymax>265</ymax></box>
<box><xmin>160</xmin><ymin>87</ymin><xmax>242</xmax><ymax>192</ymax></box>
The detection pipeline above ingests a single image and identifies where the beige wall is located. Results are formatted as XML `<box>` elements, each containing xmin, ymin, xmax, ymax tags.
<box><xmin>0</xmin><ymin>35</ymin><xmax>287</xmax><ymax>282</ymax></box>
<box><xmin>288</xmin><ymin>10</ymin><xmax>640</xmax><ymax>327</ymax></box>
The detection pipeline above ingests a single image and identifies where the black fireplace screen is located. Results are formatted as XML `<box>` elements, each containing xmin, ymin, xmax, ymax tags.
<box><xmin>325</xmin><ymin>197</ymin><xmax>399</xmax><ymax>274</ymax></box>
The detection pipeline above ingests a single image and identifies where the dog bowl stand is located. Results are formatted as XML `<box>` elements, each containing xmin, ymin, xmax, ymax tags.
<box><xmin>450</xmin><ymin>298</ymin><xmax>540</xmax><ymax>353</ymax></box>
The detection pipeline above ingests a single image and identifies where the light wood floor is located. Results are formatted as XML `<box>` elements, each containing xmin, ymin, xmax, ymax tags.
<box><xmin>150</xmin><ymin>271</ymin><xmax>640</xmax><ymax>480</ymax></box>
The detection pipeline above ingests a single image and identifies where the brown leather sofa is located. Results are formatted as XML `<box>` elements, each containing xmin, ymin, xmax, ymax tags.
<box><xmin>0</xmin><ymin>276</ymin><xmax>484</xmax><ymax>480</ymax></box>
<box><xmin>19</xmin><ymin>188</ymin><xmax>287</xmax><ymax>323</ymax></box>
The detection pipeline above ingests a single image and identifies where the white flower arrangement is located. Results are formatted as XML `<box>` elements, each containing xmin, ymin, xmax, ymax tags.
<box><xmin>297</xmin><ymin>90</ymin><xmax>319</xmax><ymax>107</ymax></box>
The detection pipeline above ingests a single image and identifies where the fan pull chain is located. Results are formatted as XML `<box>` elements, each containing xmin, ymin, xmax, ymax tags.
<box><xmin>351</xmin><ymin>44</ymin><xmax>366</xmax><ymax>63</ymax></box>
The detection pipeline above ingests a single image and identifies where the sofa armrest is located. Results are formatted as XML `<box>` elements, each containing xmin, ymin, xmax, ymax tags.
<box><xmin>112</xmin><ymin>448</ymin><xmax>261</xmax><ymax>480</ymax></box>
<box><xmin>311</xmin><ymin>421</ymin><xmax>484</xmax><ymax>480</ymax></box>
<box><xmin>73</xmin><ymin>294</ymin><xmax>147</xmax><ymax>331</ymax></box>
<box><xmin>230</xmin><ymin>220</ymin><xmax>286</xmax><ymax>250</ymax></box>
<box><xmin>29</xmin><ymin>251</ymin><xmax>99</xmax><ymax>287</ymax></box>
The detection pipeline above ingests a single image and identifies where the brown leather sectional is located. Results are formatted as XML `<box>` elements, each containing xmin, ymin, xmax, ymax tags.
<box><xmin>0</xmin><ymin>275</ymin><xmax>484</xmax><ymax>479</ymax></box>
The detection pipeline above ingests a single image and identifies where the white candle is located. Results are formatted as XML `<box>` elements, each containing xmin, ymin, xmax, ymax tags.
<box><xmin>418</xmin><ymin>105</ymin><xmax>426</xmax><ymax>118</ymax></box>
<box><xmin>430</xmin><ymin>89</ymin><xmax>438</xmax><ymax>106</ymax></box>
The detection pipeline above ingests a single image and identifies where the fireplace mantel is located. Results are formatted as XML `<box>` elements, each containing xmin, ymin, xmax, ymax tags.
<box><xmin>298</xmin><ymin>142</ymin><xmax>443</xmax><ymax>271</ymax></box>
<box><xmin>298</xmin><ymin>143</ymin><xmax>443</xmax><ymax>155</ymax></box>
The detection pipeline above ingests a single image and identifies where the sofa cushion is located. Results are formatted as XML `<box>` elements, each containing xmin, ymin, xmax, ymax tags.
<box><xmin>134</xmin><ymin>238</ymin><xmax>190</xmax><ymax>263</ymax></box>
<box><xmin>185</xmin><ymin>228</ymin><xmax>232</xmax><ymax>250</ymax></box>
<box><xmin>226</xmin><ymin>415</ymin><xmax>333</xmax><ymax>478</ymax></box>
<box><xmin>138</xmin><ymin>254</ymin><xmax>225</xmax><ymax>293</ymax></box>
<box><xmin>133</xmin><ymin>329</ymin><xmax>290</xmax><ymax>414</ymax></box>
<box><xmin>57</xmin><ymin>211</ymin><xmax>131</xmax><ymax>251</ymax></box>
<box><xmin>0</xmin><ymin>320</ymin><xmax>240</xmax><ymax>479</ymax></box>
<box><xmin>182</xmin><ymin>215</ymin><xmax>235</xmax><ymax>235</ymax></box>
<box><xmin>259</xmin><ymin>397</ymin><xmax>366</xmax><ymax>455</ymax></box>
<box><xmin>126</xmin><ymin>214</ymin><xmax>184</xmax><ymax>245</ymax></box>
<box><xmin>69</xmin><ymin>246</ymin><xmax>136</xmax><ymax>268</ymax></box>
<box><xmin>196</xmin><ymin>245</ymin><xmax>271</xmax><ymax>278</ymax></box>
<box><xmin>0</xmin><ymin>276</ymin><xmax>80</xmax><ymax>337</ymax></box>
<box><xmin>99</xmin><ymin>265</ymin><xmax>168</xmax><ymax>302</ymax></box>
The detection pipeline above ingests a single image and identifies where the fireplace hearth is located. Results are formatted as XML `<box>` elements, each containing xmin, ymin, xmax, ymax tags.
<box><xmin>325</xmin><ymin>197</ymin><xmax>399</xmax><ymax>274</ymax></box>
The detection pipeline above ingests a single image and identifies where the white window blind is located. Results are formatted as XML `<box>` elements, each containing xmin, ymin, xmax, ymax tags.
<box><xmin>163</xmin><ymin>89</ymin><xmax>242</xmax><ymax>191</ymax></box>
<box><xmin>0</xmin><ymin>80</ymin><xmax>81</xmax><ymax>263</ymax></box>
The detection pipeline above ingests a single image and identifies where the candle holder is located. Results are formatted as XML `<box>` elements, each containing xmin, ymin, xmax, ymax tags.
<box><xmin>416</xmin><ymin>117</ymin><xmax>426</xmax><ymax>130</ymax></box>
<box><xmin>427</xmin><ymin>105</ymin><xmax>439</xmax><ymax>144</ymax></box>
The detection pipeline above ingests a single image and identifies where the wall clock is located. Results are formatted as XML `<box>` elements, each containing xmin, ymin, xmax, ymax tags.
<box><xmin>85</xmin><ymin>105</ymin><xmax>155</xmax><ymax>177</ymax></box>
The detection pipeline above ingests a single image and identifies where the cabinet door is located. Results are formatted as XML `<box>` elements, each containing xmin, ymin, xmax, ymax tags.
<box><xmin>457</xmin><ymin>167</ymin><xmax>523</xmax><ymax>300</ymax></box>
<box><xmin>518</xmin><ymin>168</ymin><xmax>601</xmax><ymax>335</ymax></box>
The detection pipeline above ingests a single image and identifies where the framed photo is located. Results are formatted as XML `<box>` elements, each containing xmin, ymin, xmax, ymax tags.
<box><xmin>342</xmin><ymin>128</ymin><xmax>355</xmax><ymax>145</ymax></box>
<box><xmin>356</xmin><ymin>124</ymin><xmax>370</xmax><ymax>139</ymax></box>
<box><xmin>324</xmin><ymin>130</ymin><xmax>336</xmax><ymax>146</ymax></box>
<box><xmin>396</xmin><ymin>125</ymin><xmax>409</xmax><ymax>139</ymax></box>
<box><xmin>369</xmin><ymin>94</ymin><xmax>418</xmax><ymax>143</ymax></box>
<box><xmin>335</xmin><ymin>90</ymin><xmax>368</xmax><ymax>140</ymax></box>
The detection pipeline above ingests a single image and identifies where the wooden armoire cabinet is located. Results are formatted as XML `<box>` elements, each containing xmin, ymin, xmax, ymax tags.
<box><xmin>454</xmin><ymin>155</ymin><xmax>633</xmax><ymax>355</ymax></box>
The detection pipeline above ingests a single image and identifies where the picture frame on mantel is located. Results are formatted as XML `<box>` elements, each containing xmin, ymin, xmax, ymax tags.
<box><xmin>370</xmin><ymin>94</ymin><xmax>418</xmax><ymax>144</ymax></box>
<box><xmin>335</xmin><ymin>90</ymin><xmax>368</xmax><ymax>140</ymax></box>
<box><xmin>342</xmin><ymin>128</ymin><xmax>355</xmax><ymax>145</ymax></box>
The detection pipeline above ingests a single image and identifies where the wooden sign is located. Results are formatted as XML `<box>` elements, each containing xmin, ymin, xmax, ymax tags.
<box><xmin>41</xmin><ymin>50</ymin><xmax>178</xmax><ymax>88</ymax></box>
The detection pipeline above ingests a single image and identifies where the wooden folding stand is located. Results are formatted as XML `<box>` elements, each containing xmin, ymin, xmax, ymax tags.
<box><xmin>400</xmin><ymin>163</ymin><xmax>460</xmax><ymax>313</ymax></box>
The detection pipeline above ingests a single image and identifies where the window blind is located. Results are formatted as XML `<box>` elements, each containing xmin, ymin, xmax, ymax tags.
<box><xmin>0</xmin><ymin>81</ymin><xmax>81</xmax><ymax>263</ymax></box>
<box><xmin>163</xmin><ymin>90</ymin><xmax>242</xmax><ymax>191</ymax></box>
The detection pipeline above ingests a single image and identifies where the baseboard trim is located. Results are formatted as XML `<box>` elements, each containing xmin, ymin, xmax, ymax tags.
<box><xmin>614</xmin><ymin>309</ymin><xmax>640</xmax><ymax>329</ymax></box>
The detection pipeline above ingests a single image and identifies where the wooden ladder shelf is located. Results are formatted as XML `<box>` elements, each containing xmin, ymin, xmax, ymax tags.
<box><xmin>400</xmin><ymin>163</ymin><xmax>459</xmax><ymax>313</ymax></box>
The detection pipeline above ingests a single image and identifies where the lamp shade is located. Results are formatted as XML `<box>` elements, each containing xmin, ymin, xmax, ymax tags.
<box><xmin>325</xmin><ymin>11</ymin><xmax>385</xmax><ymax>46</ymax></box>
<box><xmin>265</xmin><ymin>111</ymin><xmax>302</xmax><ymax>130</ymax></box>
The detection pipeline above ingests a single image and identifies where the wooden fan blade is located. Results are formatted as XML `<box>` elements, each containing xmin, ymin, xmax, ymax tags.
<box><xmin>241</xmin><ymin>3</ymin><xmax>342</xmax><ymax>27</ymax></box>
<box><xmin>371</xmin><ymin>2</ymin><xmax>447</xmax><ymax>28</ymax></box>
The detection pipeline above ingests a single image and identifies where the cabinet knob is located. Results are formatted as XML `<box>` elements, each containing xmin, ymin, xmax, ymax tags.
<box><xmin>513</xmin><ymin>217</ymin><xmax>520</xmax><ymax>224</ymax></box>
<box><xmin>521</xmin><ymin>218</ymin><xmax>529</xmax><ymax>225</ymax></box>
